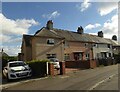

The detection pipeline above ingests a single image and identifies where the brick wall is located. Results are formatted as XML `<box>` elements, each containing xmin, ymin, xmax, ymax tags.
<box><xmin>65</xmin><ymin>60</ymin><xmax>97</xmax><ymax>69</ymax></box>
<box><xmin>90</xmin><ymin>59</ymin><xmax>97</xmax><ymax>68</ymax></box>
<box><xmin>65</xmin><ymin>60</ymin><xmax>90</xmax><ymax>69</ymax></box>
<box><xmin>64</xmin><ymin>41</ymin><xmax>93</xmax><ymax>61</ymax></box>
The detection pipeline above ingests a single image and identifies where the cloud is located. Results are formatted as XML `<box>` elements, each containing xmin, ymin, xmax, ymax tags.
<box><xmin>0</xmin><ymin>34</ymin><xmax>11</xmax><ymax>43</ymax></box>
<box><xmin>0</xmin><ymin>13</ymin><xmax>39</xmax><ymax>35</ymax></box>
<box><xmin>76</xmin><ymin>0</ymin><xmax>91</xmax><ymax>12</ymax></box>
<box><xmin>0</xmin><ymin>13</ymin><xmax>39</xmax><ymax>56</ymax></box>
<box><xmin>0</xmin><ymin>45</ymin><xmax>21</xmax><ymax>56</ymax></box>
<box><xmin>42</xmin><ymin>11</ymin><xmax>60</xmax><ymax>19</ymax></box>
<box><xmin>98</xmin><ymin>3</ymin><xmax>118</xmax><ymax>16</ymax></box>
<box><xmin>101</xmin><ymin>14</ymin><xmax>118</xmax><ymax>39</ymax></box>
<box><xmin>89</xmin><ymin>14</ymin><xmax>118</xmax><ymax>40</ymax></box>
<box><xmin>85</xmin><ymin>23</ymin><xmax>101</xmax><ymax>30</ymax></box>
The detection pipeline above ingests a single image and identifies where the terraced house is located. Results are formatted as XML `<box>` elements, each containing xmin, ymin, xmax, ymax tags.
<box><xmin>19</xmin><ymin>20</ymin><xmax>119</xmax><ymax>67</ymax></box>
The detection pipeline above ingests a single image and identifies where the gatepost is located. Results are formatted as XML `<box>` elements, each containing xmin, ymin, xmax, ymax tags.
<box><xmin>60</xmin><ymin>61</ymin><xmax>66</xmax><ymax>75</ymax></box>
<box><xmin>48</xmin><ymin>62</ymin><xmax>54</xmax><ymax>76</ymax></box>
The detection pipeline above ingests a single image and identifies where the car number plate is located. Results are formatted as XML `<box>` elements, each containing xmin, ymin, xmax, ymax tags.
<box><xmin>20</xmin><ymin>72</ymin><xmax>27</xmax><ymax>76</ymax></box>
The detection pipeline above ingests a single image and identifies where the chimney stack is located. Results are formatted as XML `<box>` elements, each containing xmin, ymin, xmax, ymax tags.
<box><xmin>98</xmin><ymin>31</ymin><xmax>103</xmax><ymax>37</ymax></box>
<box><xmin>46</xmin><ymin>20</ymin><xmax>53</xmax><ymax>30</ymax></box>
<box><xmin>112</xmin><ymin>35</ymin><xmax>117</xmax><ymax>41</ymax></box>
<box><xmin>77</xmin><ymin>26</ymin><xmax>84</xmax><ymax>34</ymax></box>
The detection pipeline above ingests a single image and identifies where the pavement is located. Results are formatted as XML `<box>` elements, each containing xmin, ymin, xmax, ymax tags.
<box><xmin>1</xmin><ymin>64</ymin><xmax>119</xmax><ymax>91</ymax></box>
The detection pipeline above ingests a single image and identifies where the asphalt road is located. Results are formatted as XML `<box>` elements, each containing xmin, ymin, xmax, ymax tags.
<box><xmin>2</xmin><ymin>64</ymin><xmax>119</xmax><ymax>91</ymax></box>
<box><xmin>93</xmin><ymin>74</ymin><xmax>118</xmax><ymax>90</ymax></box>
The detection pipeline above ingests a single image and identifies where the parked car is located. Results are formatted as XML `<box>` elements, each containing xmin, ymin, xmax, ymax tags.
<box><xmin>49</xmin><ymin>58</ymin><xmax>60</xmax><ymax>70</ymax></box>
<box><xmin>3</xmin><ymin>61</ymin><xmax>32</xmax><ymax>81</ymax></box>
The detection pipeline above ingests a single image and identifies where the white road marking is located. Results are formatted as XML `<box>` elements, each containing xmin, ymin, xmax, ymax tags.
<box><xmin>88</xmin><ymin>73</ymin><xmax>118</xmax><ymax>91</ymax></box>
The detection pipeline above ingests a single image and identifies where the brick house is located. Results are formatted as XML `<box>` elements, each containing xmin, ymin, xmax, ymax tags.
<box><xmin>19</xmin><ymin>20</ymin><xmax>119</xmax><ymax>66</ymax></box>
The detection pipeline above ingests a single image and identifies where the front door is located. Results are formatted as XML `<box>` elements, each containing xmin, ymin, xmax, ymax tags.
<box><xmin>74</xmin><ymin>52</ymin><xmax>83</xmax><ymax>61</ymax></box>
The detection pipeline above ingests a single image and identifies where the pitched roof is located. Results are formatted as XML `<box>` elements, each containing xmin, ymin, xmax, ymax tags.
<box><xmin>35</xmin><ymin>27</ymin><xmax>64</xmax><ymax>39</ymax></box>
<box><xmin>54</xmin><ymin>29</ymin><xmax>113</xmax><ymax>44</ymax></box>
<box><xmin>35</xmin><ymin>27</ymin><xmax>117</xmax><ymax>44</ymax></box>
<box><xmin>109</xmin><ymin>39</ymin><xmax>120</xmax><ymax>46</ymax></box>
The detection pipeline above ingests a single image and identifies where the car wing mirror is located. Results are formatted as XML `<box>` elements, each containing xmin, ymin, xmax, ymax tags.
<box><xmin>4</xmin><ymin>67</ymin><xmax>7</xmax><ymax>70</ymax></box>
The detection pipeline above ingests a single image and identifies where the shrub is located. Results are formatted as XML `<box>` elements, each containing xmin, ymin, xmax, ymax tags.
<box><xmin>114</xmin><ymin>53</ymin><xmax>120</xmax><ymax>63</ymax></box>
<box><xmin>2</xmin><ymin>56</ymin><xmax>17</xmax><ymax>69</ymax></box>
<box><xmin>26</xmin><ymin>60</ymin><xmax>50</xmax><ymax>77</ymax></box>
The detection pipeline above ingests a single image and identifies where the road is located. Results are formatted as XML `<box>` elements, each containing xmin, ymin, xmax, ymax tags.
<box><xmin>93</xmin><ymin>74</ymin><xmax>118</xmax><ymax>90</ymax></box>
<box><xmin>2</xmin><ymin>64</ymin><xmax>119</xmax><ymax>91</ymax></box>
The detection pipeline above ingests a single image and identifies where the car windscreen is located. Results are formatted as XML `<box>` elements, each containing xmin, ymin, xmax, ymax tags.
<box><xmin>9</xmin><ymin>62</ymin><xmax>26</xmax><ymax>67</ymax></box>
<box><xmin>49</xmin><ymin>58</ymin><xmax>59</xmax><ymax>62</ymax></box>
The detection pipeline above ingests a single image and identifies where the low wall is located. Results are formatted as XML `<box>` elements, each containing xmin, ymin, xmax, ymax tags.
<box><xmin>65</xmin><ymin>60</ymin><xmax>97</xmax><ymax>69</ymax></box>
<box><xmin>97</xmin><ymin>58</ymin><xmax>115</xmax><ymax>66</ymax></box>
<box><xmin>66</xmin><ymin>60</ymin><xmax>89</xmax><ymax>69</ymax></box>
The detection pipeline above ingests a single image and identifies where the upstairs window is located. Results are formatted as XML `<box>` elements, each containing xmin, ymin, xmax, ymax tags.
<box><xmin>93</xmin><ymin>44</ymin><xmax>98</xmax><ymax>48</ymax></box>
<box><xmin>47</xmin><ymin>54</ymin><xmax>56</xmax><ymax>59</ymax></box>
<box><xmin>64</xmin><ymin>41</ymin><xmax>69</xmax><ymax>48</ymax></box>
<box><xmin>85</xmin><ymin>43</ymin><xmax>88</xmax><ymax>47</ymax></box>
<box><xmin>47</xmin><ymin>39</ymin><xmax>54</xmax><ymax>45</ymax></box>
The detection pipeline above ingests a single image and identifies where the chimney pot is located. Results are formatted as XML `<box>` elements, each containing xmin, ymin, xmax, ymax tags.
<box><xmin>46</xmin><ymin>20</ymin><xmax>53</xmax><ymax>30</ymax></box>
<box><xmin>112</xmin><ymin>35</ymin><xmax>117</xmax><ymax>41</ymax></box>
<box><xmin>98</xmin><ymin>31</ymin><xmax>103</xmax><ymax>37</ymax></box>
<box><xmin>77</xmin><ymin>26</ymin><xmax>84</xmax><ymax>34</ymax></box>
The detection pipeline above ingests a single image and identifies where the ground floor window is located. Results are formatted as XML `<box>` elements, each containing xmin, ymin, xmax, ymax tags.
<box><xmin>74</xmin><ymin>52</ymin><xmax>83</xmax><ymax>61</ymax></box>
<box><xmin>101</xmin><ymin>52</ymin><xmax>107</xmax><ymax>59</ymax></box>
<box><xmin>64</xmin><ymin>54</ymin><xmax>70</xmax><ymax>61</ymax></box>
<box><xmin>86</xmin><ymin>53</ymin><xmax>90</xmax><ymax>60</ymax></box>
<box><xmin>47</xmin><ymin>54</ymin><xmax>56</xmax><ymax>59</ymax></box>
<box><xmin>109</xmin><ymin>53</ymin><xmax>112</xmax><ymax>57</ymax></box>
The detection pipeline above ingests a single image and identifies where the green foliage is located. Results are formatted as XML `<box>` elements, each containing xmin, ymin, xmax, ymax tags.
<box><xmin>114</xmin><ymin>53</ymin><xmax>120</xmax><ymax>63</ymax></box>
<box><xmin>26</xmin><ymin>59</ymin><xmax>50</xmax><ymax>64</ymax></box>
<box><xmin>26</xmin><ymin>60</ymin><xmax>49</xmax><ymax>77</ymax></box>
<box><xmin>2</xmin><ymin>56</ymin><xmax>17</xmax><ymax>61</ymax></box>
<box><xmin>2</xmin><ymin>56</ymin><xmax>18</xmax><ymax>69</ymax></box>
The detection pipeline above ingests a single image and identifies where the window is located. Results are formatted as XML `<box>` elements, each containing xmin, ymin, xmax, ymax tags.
<box><xmin>108</xmin><ymin>44</ymin><xmax>111</xmax><ymax>48</ymax></box>
<box><xmin>93</xmin><ymin>44</ymin><xmax>98</xmax><ymax>47</ymax></box>
<box><xmin>47</xmin><ymin>39</ymin><xmax>54</xmax><ymax>45</ymax></box>
<box><xmin>109</xmin><ymin>53</ymin><xmax>111</xmax><ymax>57</ymax></box>
<box><xmin>64</xmin><ymin>41</ymin><xmax>69</xmax><ymax>48</ymax></box>
<box><xmin>47</xmin><ymin>54</ymin><xmax>56</xmax><ymax>59</ymax></box>
<box><xmin>74</xmin><ymin>52</ymin><xmax>83</xmax><ymax>61</ymax></box>
<box><xmin>85</xmin><ymin>43</ymin><xmax>88</xmax><ymax>47</ymax></box>
<box><xmin>86</xmin><ymin>53</ymin><xmax>90</xmax><ymax>60</ymax></box>
<box><xmin>64</xmin><ymin>54</ymin><xmax>70</xmax><ymax>61</ymax></box>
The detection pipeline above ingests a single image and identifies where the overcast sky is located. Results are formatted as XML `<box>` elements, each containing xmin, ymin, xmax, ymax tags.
<box><xmin>0</xmin><ymin>1</ymin><xmax>119</xmax><ymax>56</ymax></box>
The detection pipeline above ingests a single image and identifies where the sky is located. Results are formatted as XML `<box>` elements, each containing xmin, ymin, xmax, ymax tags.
<box><xmin>0</xmin><ymin>0</ymin><xmax>119</xmax><ymax>56</ymax></box>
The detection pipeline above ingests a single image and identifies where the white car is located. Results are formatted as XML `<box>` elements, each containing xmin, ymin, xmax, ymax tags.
<box><xmin>49</xmin><ymin>58</ymin><xmax>60</xmax><ymax>70</ymax></box>
<box><xmin>3</xmin><ymin>61</ymin><xmax>32</xmax><ymax>81</ymax></box>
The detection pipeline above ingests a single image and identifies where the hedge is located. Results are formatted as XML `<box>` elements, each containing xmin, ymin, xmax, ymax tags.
<box><xmin>27</xmin><ymin>60</ymin><xmax>50</xmax><ymax>77</ymax></box>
